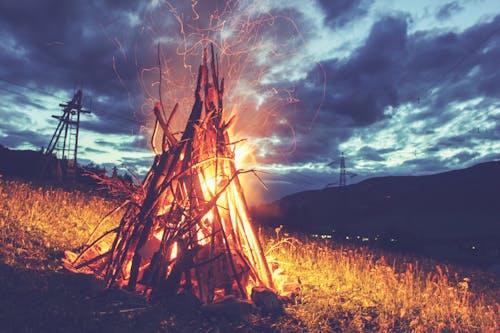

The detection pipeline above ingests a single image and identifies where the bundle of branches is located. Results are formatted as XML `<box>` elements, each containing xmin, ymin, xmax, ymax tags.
<box><xmin>64</xmin><ymin>46</ymin><xmax>275</xmax><ymax>304</ymax></box>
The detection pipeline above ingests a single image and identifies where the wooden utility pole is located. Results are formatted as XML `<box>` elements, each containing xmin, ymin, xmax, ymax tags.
<box><xmin>42</xmin><ymin>90</ymin><xmax>90</xmax><ymax>180</ymax></box>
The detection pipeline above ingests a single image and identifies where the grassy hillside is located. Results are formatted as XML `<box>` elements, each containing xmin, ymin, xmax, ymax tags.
<box><xmin>1</xmin><ymin>178</ymin><xmax>499</xmax><ymax>332</ymax></box>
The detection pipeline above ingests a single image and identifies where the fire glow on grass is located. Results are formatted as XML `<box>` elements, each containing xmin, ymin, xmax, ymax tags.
<box><xmin>64</xmin><ymin>46</ymin><xmax>277</xmax><ymax>304</ymax></box>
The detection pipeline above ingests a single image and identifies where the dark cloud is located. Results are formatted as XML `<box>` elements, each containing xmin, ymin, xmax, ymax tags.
<box><xmin>239</xmin><ymin>11</ymin><xmax>500</xmax><ymax>199</ymax></box>
<box><xmin>357</xmin><ymin>146</ymin><xmax>385</xmax><ymax>162</ymax></box>
<box><xmin>0</xmin><ymin>90</ymin><xmax>49</xmax><ymax>111</ymax></box>
<box><xmin>0</xmin><ymin>0</ymin><xmax>149</xmax><ymax>136</ymax></box>
<box><xmin>307</xmin><ymin>15</ymin><xmax>409</xmax><ymax>127</ymax></box>
<box><xmin>318</xmin><ymin>0</ymin><xmax>374</xmax><ymax>28</ymax></box>
<box><xmin>436</xmin><ymin>2</ymin><xmax>464</xmax><ymax>20</ymax></box>
<box><xmin>255</xmin><ymin>15</ymin><xmax>410</xmax><ymax>165</ymax></box>
<box><xmin>92</xmin><ymin>135</ymin><xmax>149</xmax><ymax>152</ymax></box>
<box><xmin>400</xmin><ymin>157</ymin><xmax>447</xmax><ymax>173</ymax></box>
<box><xmin>83</xmin><ymin>147</ymin><xmax>107</xmax><ymax>155</ymax></box>
<box><xmin>429</xmin><ymin>135</ymin><xmax>469</xmax><ymax>151</ymax></box>
<box><xmin>450</xmin><ymin>151</ymin><xmax>479</xmax><ymax>164</ymax></box>
<box><xmin>1</xmin><ymin>129</ymin><xmax>47</xmax><ymax>149</ymax></box>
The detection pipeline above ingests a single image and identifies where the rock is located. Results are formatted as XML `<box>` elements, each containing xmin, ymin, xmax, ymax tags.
<box><xmin>279</xmin><ymin>281</ymin><xmax>301</xmax><ymax>304</ymax></box>
<box><xmin>251</xmin><ymin>286</ymin><xmax>283</xmax><ymax>314</ymax></box>
<box><xmin>202</xmin><ymin>295</ymin><xmax>257</xmax><ymax>320</ymax></box>
<box><xmin>169</xmin><ymin>291</ymin><xmax>202</xmax><ymax>311</ymax></box>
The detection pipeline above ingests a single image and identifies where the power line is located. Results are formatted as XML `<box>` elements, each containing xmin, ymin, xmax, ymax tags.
<box><xmin>0</xmin><ymin>77</ymin><xmax>67</xmax><ymax>100</ymax></box>
<box><xmin>0</xmin><ymin>85</ymin><xmax>32</xmax><ymax>98</ymax></box>
<box><xmin>0</xmin><ymin>78</ymin><xmax>142</xmax><ymax>126</ymax></box>
<box><xmin>420</xmin><ymin>21</ymin><xmax>500</xmax><ymax>103</ymax></box>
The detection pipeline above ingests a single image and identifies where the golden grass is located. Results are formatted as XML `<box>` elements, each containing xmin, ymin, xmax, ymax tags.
<box><xmin>1</xmin><ymin>178</ymin><xmax>499</xmax><ymax>332</ymax></box>
<box><xmin>266</xmin><ymin>236</ymin><xmax>500</xmax><ymax>332</ymax></box>
<box><xmin>0</xmin><ymin>178</ymin><xmax>119</xmax><ymax>269</ymax></box>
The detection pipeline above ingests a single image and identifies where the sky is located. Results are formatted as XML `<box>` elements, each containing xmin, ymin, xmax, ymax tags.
<box><xmin>0</xmin><ymin>0</ymin><xmax>499</xmax><ymax>203</ymax></box>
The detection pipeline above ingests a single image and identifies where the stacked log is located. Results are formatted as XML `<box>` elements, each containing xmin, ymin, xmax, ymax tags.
<box><xmin>64</xmin><ymin>45</ymin><xmax>275</xmax><ymax>304</ymax></box>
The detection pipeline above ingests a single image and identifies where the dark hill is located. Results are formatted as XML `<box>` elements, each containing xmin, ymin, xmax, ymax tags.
<box><xmin>0</xmin><ymin>144</ymin><xmax>46</xmax><ymax>178</ymax></box>
<box><xmin>252</xmin><ymin>161</ymin><xmax>500</xmax><ymax>265</ymax></box>
<box><xmin>0</xmin><ymin>144</ymin><xmax>127</xmax><ymax>193</ymax></box>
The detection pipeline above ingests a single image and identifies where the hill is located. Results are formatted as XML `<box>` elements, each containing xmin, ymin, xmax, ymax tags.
<box><xmin>0</xmin><ymin>144</ymin><xmax>133</xmax><ymax>193</ymax></box>
<box><xmin>252</xmin><ymin>161</ymin><xmax>500</xmax><ymax>265</ymax></box>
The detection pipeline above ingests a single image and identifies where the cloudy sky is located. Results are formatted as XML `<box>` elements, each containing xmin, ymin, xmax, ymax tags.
<box><xmin>1</xmin><ymin>0</ymin><xmax>499</xmax><ymax>203</ymax></box>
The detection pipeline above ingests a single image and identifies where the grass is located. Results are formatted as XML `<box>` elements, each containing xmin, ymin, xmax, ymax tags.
<box><xmin>266</xmin><ymin>236</ymin><xmax>499</xmax><ymax>332</ymax></box>
<box><xmin>0</xmin><ymin>177</ymin><xmax>499</xmax><ymax>332</ymax></box>
<box><xmin>0</xmin><ymin>179</ymin><xmax>117</xmax><ymax>270</ymax></box>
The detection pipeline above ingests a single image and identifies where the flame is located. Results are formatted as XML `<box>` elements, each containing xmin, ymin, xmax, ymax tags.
<box><xmin>67</xmin><ymin>4</ymin><xmax>303</xmax><ymax>300</ymax></box>
<box><xmin>170</xmin><ymin>241</ymin><xmax>178</xmax><ymax>260</ymax></box>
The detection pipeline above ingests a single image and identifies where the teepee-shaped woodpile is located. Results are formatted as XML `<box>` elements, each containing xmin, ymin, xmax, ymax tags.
<box><xmin>64</xmin><ymin>46</ymin><xmax>275</xmax><ymax>303</ymax></box>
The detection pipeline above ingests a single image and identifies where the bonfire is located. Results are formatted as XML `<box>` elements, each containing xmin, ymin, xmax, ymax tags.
<box><xmin>64</xmin><ymin>46</ymin><xmax>277</xmax><ymax>306</ymax></box>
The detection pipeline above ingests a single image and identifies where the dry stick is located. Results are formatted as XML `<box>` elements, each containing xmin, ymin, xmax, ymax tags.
<box><xmin>106</xmin><ymin>212</ymin><xmax>138</xmax><ymax>285</ymax></box>
<box><xmin>183</xmin><ymin>170</ymin><xmax>253</xmax><ymax>299</ymax></box>
<box><xmin>128</xmin><ymin>141</ymin><xmax>189</xmax><ymax>290</ymax></box>
<box><xmin>184</xmin><ymin>167</ymin><xmax>200</xmax><ymax>293</ymax></box>
<box><xmin>157</xmin><ymin>43</ymin><xmax>169</xmax><ymax>153</ymax></box>
<box><xmin>143</xmin><ymin>213</ymin><xmax>176</xmax><ymax>292</ymax></box>
<box><xmin>250</xmin><ymin>170</ymin><xmax>269</xmax><ymax>191</ymax></box>
<box><xmin>83</xmin><ymin>200</ymin><xmax>130</xmax><ymax>247</ymax></box>
<box><xmin>225</xmin><ymin>175</ymin><xmax>261</xmax><ymax>283</ymax></box>
<box><xmin>208</xmin><ymin>67</ymin><xmax>221</xmax><ymax>302</ymax></box>
<box><xmin>75</xmin><ymin>251</ymin><xmax>110</xmax><ymax>270</ymax></box>
<box><xmin>182</xmin><ymin>64</ymin><xmax>205</xmax><ymax>142</ymax></box>
<box><xmin>207</xmin><ymin>218</ymin><xmax>217</xmax><ymax>303</ymax></box>
<box><xmin>151</xmin><ymin>119</ymin><xmax>161</xmax><ymax>155</ymax></box>
<box><xmin>165</xmin><ymin>102</ymin><xmax>179</xmax><ymax>130</ymax></box>
<box><xmin>153</xmin><ymin>104</ymin><xmax>178</xmax><ymax>148</ymax></box>
<box><xmin>212</xmin><ymin>205</ymin><xmax>247</xmax><ymax>298</ymax></box>
<box><xmin>125</xmin><ymin>180</ymin><xmax>174</xmax><ymax>288</ymax></box>
<box><xmin>141</xmin><ymin>164</ymin><xmax>157</xmax><ymax>192</ymax></box>
<box><xmin>183</xmin><ymin>166</ymin><xmax>214</xmax><ymax>303</ymax></box>
<box><xmin>228</xmin><ymin>159</ymin><xmax>275</xmax><ymax>289</ymax></box>
<box><xmin>74</xmin><ymin>227</ymin><xmax>119</xmax><ymax>265</ymax></box>
<box><xmin>107</xmin><ymin>200</ymin><xmax>150</xmax><ymax>286</ymax></box>
<box><xmin>126</xmin><ymin>216</ymin><xmax>153</xmax><ymax>290</ymax></box>
<box><xmin>200</xmin><ymin>60</ymin><xmax>250</xmax><ymax>296</ymax></box>
<box><xmin>102</xmin><ymin>206</ymin><xmax>137</xmax><ymax>283</ymax></box>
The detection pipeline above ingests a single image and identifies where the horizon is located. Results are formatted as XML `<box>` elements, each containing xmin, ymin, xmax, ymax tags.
<box><xmin>1</xmin><ymin>143</ymin><xmax>498</xmax><ymax>205</ymax></box>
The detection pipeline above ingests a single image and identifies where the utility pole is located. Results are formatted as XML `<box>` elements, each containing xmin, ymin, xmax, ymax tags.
<box><xmin>339</xmin><ymin>152</ymin><xmax>346</xmax><ymax>187</ymax></box>
<box><xmin>42</xmin><ymin>89</ymin><xmax>90</xmax><ymax>180</ymax></box>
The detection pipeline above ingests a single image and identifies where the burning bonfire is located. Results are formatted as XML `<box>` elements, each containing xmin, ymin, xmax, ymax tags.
<box><xmin>64</xmin><ymin>46</ymin><xmax>278</xmax><ymax>306</ymax></box>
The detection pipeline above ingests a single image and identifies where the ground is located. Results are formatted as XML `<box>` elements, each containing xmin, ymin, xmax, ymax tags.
<box><xmin>0</xmin><ymin>178</ymin><xmax>499</xmax><ymax>332</ymax></box>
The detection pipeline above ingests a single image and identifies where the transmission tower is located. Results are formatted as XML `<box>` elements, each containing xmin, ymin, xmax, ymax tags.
<box><xmin>339</xmin><ymin>152</ymin><xmax>346</xmax><ymax>187</ymax></box>
<box><xmin>42</xmin><ymin>89</ymin><xmax>90</xmax><ymax>179</ymax></box>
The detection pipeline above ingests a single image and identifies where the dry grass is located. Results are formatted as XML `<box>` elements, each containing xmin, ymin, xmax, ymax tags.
<box><xmin>0</xmin><ymin>179</ymin><xmax>118</xmax><ymax>269</ymax></box>
<box><xmin>0</xmin><ymin>178</ymin><xmax>499</xmax><ymax>332</ymax></box>
<box><xmin>266</xmin><ymin>236</ymin><xmax>500</xmax><ymax>332</ymax></box>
